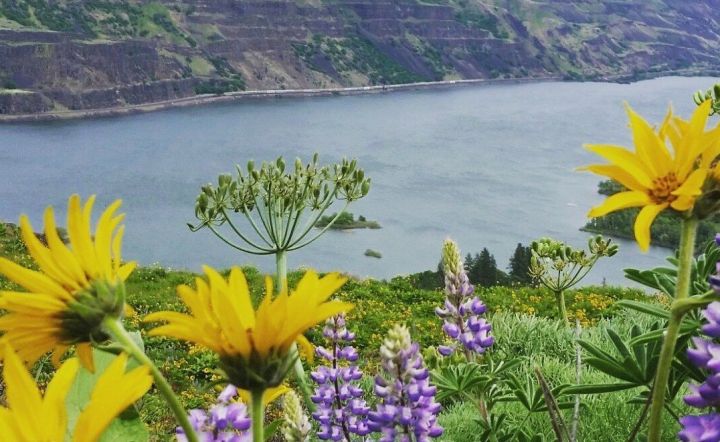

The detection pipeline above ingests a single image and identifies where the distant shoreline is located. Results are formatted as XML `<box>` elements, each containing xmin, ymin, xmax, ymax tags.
<box><xmin>1</xmin><ymin>68</ymin><xmax>717</xmax><ymax>123</ymax></box>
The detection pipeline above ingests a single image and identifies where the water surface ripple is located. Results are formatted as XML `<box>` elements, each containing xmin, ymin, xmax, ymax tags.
<box><xmin>2</xmin><ymin>77</ymin><xmax>718</xmax><ymax>285</ymax></box>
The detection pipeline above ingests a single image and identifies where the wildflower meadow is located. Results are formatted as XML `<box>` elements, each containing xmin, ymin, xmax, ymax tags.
<box><xmin>4</xmin><ymin>84</ymin><xmax>720</xmax><ymax>442</ymax></box>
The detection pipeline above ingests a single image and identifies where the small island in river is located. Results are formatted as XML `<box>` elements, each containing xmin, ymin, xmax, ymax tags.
<box><xmin>315</xmin><ymin>212</ymin><xmax>381</xmax><ymax>230</ymax></box>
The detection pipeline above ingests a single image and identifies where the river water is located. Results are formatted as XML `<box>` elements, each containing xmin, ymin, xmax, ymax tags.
<box><xmin>2</xmin><ymin>76</ymin><xmax>719</xmax><ymax>285</ymax></box>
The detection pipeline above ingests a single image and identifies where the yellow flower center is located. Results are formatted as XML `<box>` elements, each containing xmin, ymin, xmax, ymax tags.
<box><xmin>648</xmin><ymin>172</ymin><xmax>679</xmax><ymax>204</ymax></box>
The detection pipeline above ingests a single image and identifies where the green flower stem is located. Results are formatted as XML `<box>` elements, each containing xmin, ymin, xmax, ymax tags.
<box><xmin>251</xmin><ymin>389</ymin><xmax>265</xmax><ymax>442</ymax></box>
<box><xmin>103</xmin><ymin>317</ymin><xmax>199</xmax><ymax>442</ymax></box>
<box><xmin>647</xmin><ymin>217</ymin><xmax>698</xmax><ymax>442</ymax></box>
<box><xmin>556</xmin><ymin>289</ymin><xmax>569</xmax><ymax>325</ymax></box>
<box><xmin>275</xmin><ymin>251</ymin><xmax>315</xmax><ymax>412</ymax></box>
<box><xmin>276</xmin><ymin>249</ymin><xmax>288</xmax><ymax>293</ymax></box>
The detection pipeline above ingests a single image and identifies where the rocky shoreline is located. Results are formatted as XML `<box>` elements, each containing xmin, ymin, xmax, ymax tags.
<box><xmin>2</xmin><ymin>68</ymin><xmax>717</xmax><ymax>123</ymax></box>
<box><xmin>0</xmin><ymin>76</ymin><xmax>558</xmax><ymax>123</ymax></box>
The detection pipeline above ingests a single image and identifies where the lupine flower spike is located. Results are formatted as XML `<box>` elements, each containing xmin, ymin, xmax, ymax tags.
<box><xmin>368</xmin><ymin>324</ymin><xmax>443</xmax><ymax>441</ymax></box>
<box><xmin>435</xmin><ymin>239</ymin><xmax>494</xmax><ymax>359</ymax></box>
<box><xmin>176</xmin><ymin>385</ymin><xmax>252</xmax><ymax>442</ymax></box>
<box><xmin>282</xmin><ymin>390</ymin><xmax>312</xmax><ymax>442</ymax></box>
<box><xmin>311</xmin><ymin>313</ymin><xmax>370</xmax><ymax>440</ymax></box>
<box><xmin>679</xmin><ymin>261</ymin><xmax>720</xmax><ymax>442</ymax></box>
<box><xmin>176</xmin><ymin>384</ymin><xmax>289</xmax><ymax>442</ymax></box>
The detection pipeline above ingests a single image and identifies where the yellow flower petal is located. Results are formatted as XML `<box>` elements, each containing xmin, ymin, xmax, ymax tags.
<box><xmin>626</xmin><ymin>103</ymin><xmax>672</xmax><ymax>176</ymax></box>
<box><xmin>634</xmin><ymin>203</ymin><xmax>668</xmax><ymax>252</ymax></box>
<box><xmin>672</xmin><ymin>168</ymin><xmax>707</xmax><ymax>197</ymax></box>
<box><xmin>587</xmin><ymin>191</ymin><xmax>650</xmax><ymax>218</ymax></box>
<box><xmin>579</xmin><ymin>164</ymin><xmax>648</xmax><ymax>192</ymax></box>
<box><xmin>76</xmin><ymin>343</ymin><xmax>95</xmax><ymax>373</ymax></box>
<box><xmin>296</xmin><ymin>334</ymin><xmax>314</xmax><ymax>364</ymax></box>
<box><xmin>72</xmin><ymin>353</ymin><xmax>152</xmax><ymax>442</ymax></box>
<box><xmin>584</xmin><ymin>144</ymin><xmax>654</xmax><ymax>188</ymax></box>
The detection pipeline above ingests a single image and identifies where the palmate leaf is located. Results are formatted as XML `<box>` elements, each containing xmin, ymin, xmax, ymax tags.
<box><xmin>431</xmin><ymin>363</ymin><xmax>489</xmax><ymax>403</ymax></box>
<box><xmin>577</xmin><ymin>324</ymin><xmax>662</xmax><ymax>389</ymax></box>
<box><xmin>501</xmin><ymin>372</ymin><xmax>572</xmax><ymax>413</ymax></box>
<box><xmin>628</xmin><ymin>317</ymin><xmax>701</xmax><ymax>347</ymax></box>
<box><xmin>624</xmin><ymin>240</ymin><xmax>720</xmax><ymax>297</ymax></box>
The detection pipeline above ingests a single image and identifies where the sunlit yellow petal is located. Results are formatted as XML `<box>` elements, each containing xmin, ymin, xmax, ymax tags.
<box><xmin>94</xmin><ymin>200</ymin><xmax>123</xmax><ymax>280</ymax></box>
<box><xmin>42</xmin><ymin>357</ymin><xmax>79</xmax><ymax>440</ymax></box>
<box><xmin>626</xmin><ymin>103</ymin><xmax>672</xmax><ymax>176</ymax></box>
<box><xmin>73</xmin><ymin>353</ymin><xmax>152</xmax><ymax>442</ymax></box>
<box><xmin>672</xmin><ymin>168</ymin><xmax>707</xmax><ymax>197</ymax></box>
<box><xmin>634</xmin><ymin>204</ymin><xmax>668</xmax><ymax>252</ymax></box>
<box><xmin>68</xmin><ymin>194</ymin><xmax>100</xmax><ymax>277</ymax></box>
<box><xmin>3</xmin><ymin>344</ymin><xmax>44</xmax><ymax>432</ymax></box>
<box><xmin>296</xmin><ymin>334</ymin><xmax>314</xmax><ymax>363</ymax></box>
<box><xmin>0</xmin><ymin>257</ymin><xmax>70</xmax><ymax>301</ymax></box>
<box><xmin>587</xmin><ymin>191</ymin><xmax>650</xmax><ymax>218</ymax></box>
<box><xmin>237</xmin><ymin>385</ymin><xmax>289</xmax><ymax>406</ymax></box>
<box><xmin>43</xmin><ymin>206</ymin><xmax>88</xmax><ymax>287</ymax></box>
<box><xmin>76</xmin><ymin>343</ymin><xmax>95</xmax><ymax>373</ymax></box>
<box><xmin>584</xmin><ymin>144</ymin><xmax>654</xmax><ymax>188</ymax></box>
<box><xmin>579</xmin><ymin>164</ymin><xmax>648</xmax><ymax>192</ymax></box>
<box><xmin>19</xmin><ymin>215</ymin><xmax>79</xmax><ymax>291</ymax></box>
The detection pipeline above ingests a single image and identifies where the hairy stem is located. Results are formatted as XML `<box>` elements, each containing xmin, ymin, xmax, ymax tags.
<box><xmin>647</xmin><ymin>217</ymin><xmax>697</xmax><ymax>441</ymax></box>
<box><xmin>252</xmin><ymin>389</ymin><xmax>265</xmax><ymax>442</ymax></box>
<box><xmin>276</xmin><ymin>251</ymin><xmax>315</xmax><ymax>412</ymax></box>
<box><xmin>103</xmin><ymin>318</ymin><xmax>198</xmax><ymax>442</ymax></box>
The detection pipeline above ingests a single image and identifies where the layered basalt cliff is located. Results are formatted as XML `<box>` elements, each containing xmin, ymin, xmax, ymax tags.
<box><xmin>1</xmin><ymin>0</ymin><xmax>719</xmax><ymax>116</ymax></box>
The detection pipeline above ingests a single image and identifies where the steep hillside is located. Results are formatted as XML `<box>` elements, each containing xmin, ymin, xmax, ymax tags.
<box><xmin>1</xmin><ymin>0</ymin><xmax>719</xmax><ymax>115</ymax></box>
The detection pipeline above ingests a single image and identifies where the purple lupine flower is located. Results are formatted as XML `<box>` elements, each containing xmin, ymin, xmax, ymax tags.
<box><xmin>679</xmin><ymin>414</ymin><xmax>720</xmax><ymax>442</ymax></box>
<box><xmin>702</xmin><ymin>302</ymin><xmax>720</xmax><ymax>338</ymax></box>
<box><xmin>176</xmin><ymin>385</ymin><xmax>252</xmax><ymax>442</ymax></box>
<box><xmin>368</xmin><ymin>324</ymin><xmax>443</xmax><ymax>441</ymax></box>
<box><xmin>686</xmin><ymin>303</ymin><xmax>720</xmax><ymax>409</ymax></box>
<box><xmin>436</xmin><ymin>239</ymin><xmax>494</xmax><ymax>358</ymax></box>
<box><xmin>311</xmin><ymin>313</ymin><xmax>370</xmax><ymax>441</ymax></box>
<box><xmin>681</xmin><ymin>287</ymin><xmax>720</xmax><ymax>440</ymax></box>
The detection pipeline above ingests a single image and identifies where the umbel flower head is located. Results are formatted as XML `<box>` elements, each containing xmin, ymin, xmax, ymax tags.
<box><xmin>0</xmin><ymin>344</ymin><xmax>152</xmax><ymax>442</ymax></box>
<box><xmin>146</xmin><ymin>266</ymin><xmax>352</xmax><ymax>392</ymax></box>
<box><xmin>0</xmin><ymin>195</ymin><xmax>136</xmax><ymax>370</ymax></box>
<box><xmin>583</xmin><ymin>100</ymin><xmax>719</xmax><ymax>251</ymax></box>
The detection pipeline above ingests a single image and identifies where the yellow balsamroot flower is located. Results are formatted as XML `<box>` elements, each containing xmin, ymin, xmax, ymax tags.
<box><xmin>146</xmin><ymin>266</ymin><xmax>352</xmax><ymax>391</ymax></box>
<box><xmin>662</xmin><ymin>102</ymin><xmax>720</xmax><ymax>181</ymax></box>
<box><xmin>583</xmin><ymin>100</ymin><xmax>717</xmax><ymax>251</ymax></box>
<box><xmin>0</xmin><ymin>345</ymin><xmax>152</xmax><ymax>442</ymax></box>
<box><xmin>0</xmin><ymin>195</ymin><xmax>136</xmax><ymax>370</ymax></box>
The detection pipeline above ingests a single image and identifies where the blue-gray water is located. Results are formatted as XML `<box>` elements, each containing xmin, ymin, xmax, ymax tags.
<box><xmin>2</xmin><ymin>76</ymin><xmax>719</xmax><ymax>285</ymax></box>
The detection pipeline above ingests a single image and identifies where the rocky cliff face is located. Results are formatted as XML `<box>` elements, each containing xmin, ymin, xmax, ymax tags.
<box><xmin>1</xmin><ymin>0</ymin><xmax>719</xmax><ymax>115</ymax></box>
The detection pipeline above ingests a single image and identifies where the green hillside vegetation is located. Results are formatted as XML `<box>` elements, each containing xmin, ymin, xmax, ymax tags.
<box><xmin>0</xmin><ymin>220</ymin><xmax>680</xmax><ymax>440</ymax></box>
<box><xmin>3</xmin><ymin>0</ymin><xmax>720</xmax><ymax>115</ymax></box>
